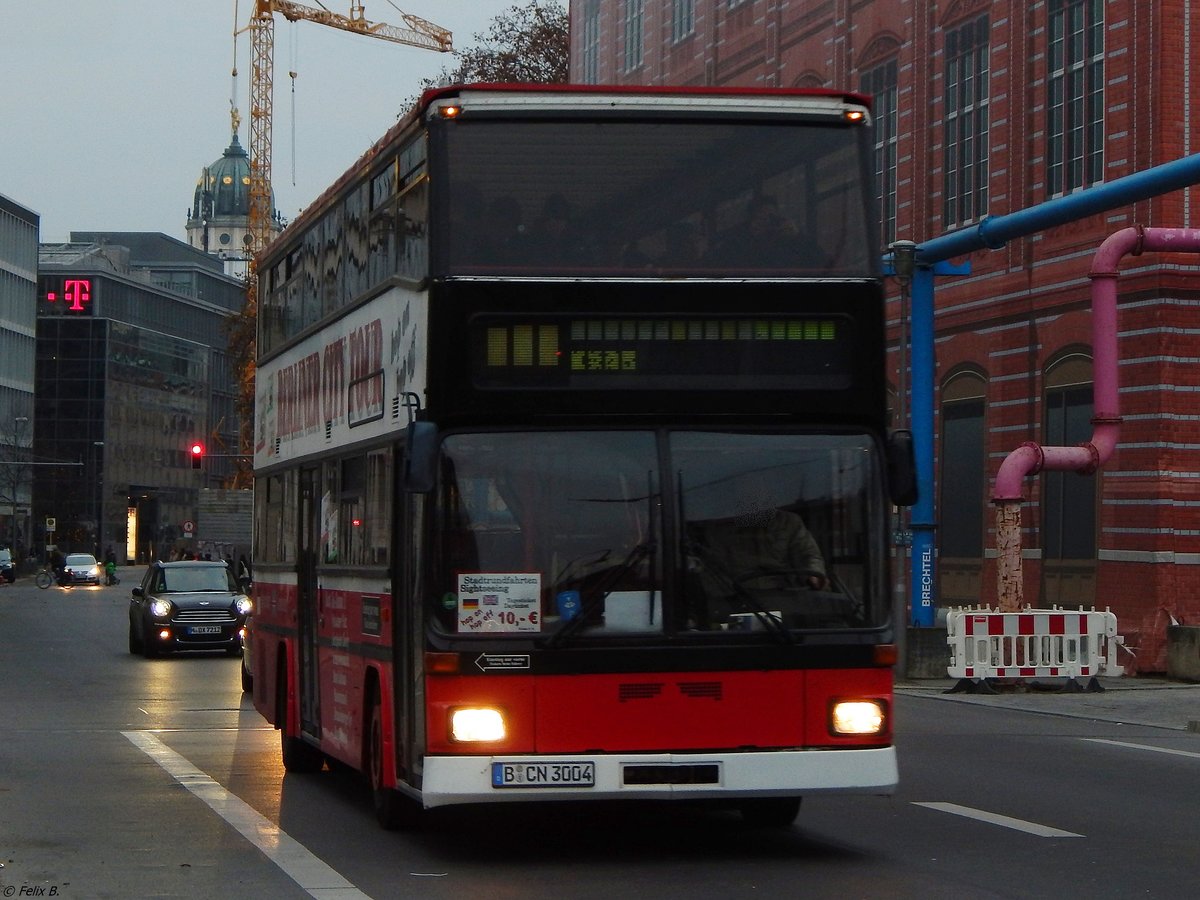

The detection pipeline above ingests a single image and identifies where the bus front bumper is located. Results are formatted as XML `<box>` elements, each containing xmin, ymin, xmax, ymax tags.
<box><xmin>419</xmin><ymin>746</ymin><xmax>897</xmax><ymax>808</ymax></box>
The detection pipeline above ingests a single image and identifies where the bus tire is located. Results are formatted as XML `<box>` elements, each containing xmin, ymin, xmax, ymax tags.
<box><xmin>739</xmin><ymin>797</ymin><xmax>802</xmax><ymax>828</ymax></box>
<box><xmin>367</xmin><ymin>687</ymin><xmax>419</xmax><ymax>830</ymax></box>
<box><xmin>278</xmin><ymin>656</ymin><xmax>323</xmax><ymax>773</ymax></box>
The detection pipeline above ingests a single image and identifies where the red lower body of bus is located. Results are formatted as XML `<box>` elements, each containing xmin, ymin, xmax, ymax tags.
<box><xmin>255</xmin><ymin>639</ymin><xmax>894</xmax><ymax>808</ymax></box>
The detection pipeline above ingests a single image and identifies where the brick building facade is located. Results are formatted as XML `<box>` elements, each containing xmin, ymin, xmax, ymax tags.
<box><xmin>570</xmin><ymin>1</ymin><xmax>1200</xmax><ymax>670</ymax></box>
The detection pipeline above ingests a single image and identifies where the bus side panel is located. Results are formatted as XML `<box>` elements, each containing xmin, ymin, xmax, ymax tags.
<box><xmin>802</xmin><ymin>667</ymin><xmax>893</xmax><ymax>747</ymax></box>
<box><xmin>293</xmin><ymin>579</ymin><xmax>395</xmax><ymax>772</ymax></box>
<box><xmin>425</xmin><ymin>671</ymin><xmax>809</xmax><ymax>755</ymax></box>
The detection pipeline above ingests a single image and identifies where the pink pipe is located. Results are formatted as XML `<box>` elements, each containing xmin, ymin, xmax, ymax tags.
<box><xmin>991</xmin><ymin>226</ymin><xmax>1200</xmax><ymax>610</ymax></box>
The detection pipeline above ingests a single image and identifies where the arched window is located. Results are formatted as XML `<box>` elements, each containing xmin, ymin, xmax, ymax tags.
<box><xmin>940</xmin><ymin>372</ymin><xmax>987</xmax><ymax>560</ymax></box>
<box><xmin>1042</xmin><ymin>355</ymin><xmax>1096</xmax><ymax>560</ymax></box>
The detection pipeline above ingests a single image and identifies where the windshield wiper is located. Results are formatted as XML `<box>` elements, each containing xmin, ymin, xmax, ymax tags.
<box><xmin>544</xmin><ymin>541</ymin><xmax>655</xmax><ymax>648</ymax></box>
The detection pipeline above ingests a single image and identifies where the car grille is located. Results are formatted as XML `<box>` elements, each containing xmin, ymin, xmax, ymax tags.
<box><xmin>172</xmin><ymin>608</ymin><xmax>237</xmax><ymax>625</ymax></box>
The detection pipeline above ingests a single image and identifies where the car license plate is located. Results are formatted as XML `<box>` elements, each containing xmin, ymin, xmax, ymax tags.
<box><xmin>492</xmin><ymin>761</ymin><xmax>595</xmax><ymax>788</ymax></box>
<box><xmin>188</xmin><ymin>625</ymin><xmax>222</xmax><ymax>635</ymax></box>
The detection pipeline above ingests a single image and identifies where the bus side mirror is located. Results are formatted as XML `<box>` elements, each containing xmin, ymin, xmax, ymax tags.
<box><xmin>887</xmin><ymin>429</ymin><xmax>918</xmax><ymax>507</ymax></box>
<box><xmin>404</xmin><ymin>421</ymin><xmax>438</xmax><ymax>493</ymax></box>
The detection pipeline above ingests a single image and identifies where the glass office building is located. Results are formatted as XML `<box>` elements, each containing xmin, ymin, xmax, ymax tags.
<box><xmin>35</xmin><ymin>233</ymin><xmax>245</xmax><ymax>563</ymax></box>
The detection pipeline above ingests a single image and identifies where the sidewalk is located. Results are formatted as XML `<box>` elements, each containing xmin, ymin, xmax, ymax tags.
<box><xmin>896</xmin><ymin>675</ymin><xmax>1200</xmax><ymax>731</ymax></box>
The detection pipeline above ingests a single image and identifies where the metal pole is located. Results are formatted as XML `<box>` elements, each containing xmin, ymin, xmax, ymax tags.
<box><xmin>908</xmin><ymin>266</ymin><xmax>937</xmax><ymax>626</ymax></box>
<box><xmin>93</xmin><ymin>441</ymin><xmax>104</xmax><ymax>556</ymax></box>
<box><xmin>888</xmin><ymin>242</ymin><xmax>919</xmax><ymax>633</ymax></box>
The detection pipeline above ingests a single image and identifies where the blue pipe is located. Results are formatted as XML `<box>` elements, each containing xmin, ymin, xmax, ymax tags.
<box><xmin>919</xmin><ymin>153</ymin><xmax>1200</xmax><ymax>264</ymax></box>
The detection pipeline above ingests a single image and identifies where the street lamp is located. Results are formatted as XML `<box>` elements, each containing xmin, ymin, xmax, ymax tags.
<box><xmin>93</xmin><ymin>441</ymin><xmax>104</xmax><ymax>556</ymax></box>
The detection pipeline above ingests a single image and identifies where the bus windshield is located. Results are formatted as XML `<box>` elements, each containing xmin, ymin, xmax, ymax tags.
<box><xmin>436</xmin><ymin>118</ymin><xmax>877</xmax><ymax>278</ymax></box>
<box><xmin>428</xmin><ymin>430</ymin><xmax>888</xmax><ymax>640</ymax></box>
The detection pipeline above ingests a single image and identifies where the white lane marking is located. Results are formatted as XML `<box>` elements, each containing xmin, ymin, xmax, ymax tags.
<box><xmin>1083</xmin><ymin>738</ymin><xmax>1200</xmax><ymax>759</ymax></box>
<box><xmin>913</xmin><ymin>802</ymin><xmax>1084</xmax><ymax>837</ymax></box>
<box><xmin>123</xmin><ymin>730</ymin><xmax>372</xmax><ymax>899</ymax></box>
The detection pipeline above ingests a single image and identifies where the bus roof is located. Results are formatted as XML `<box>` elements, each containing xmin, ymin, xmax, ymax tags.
<box><xmin>418</xmin><ymin>81</ymin><xmax>873</xmax><ymax>111</ymax></box>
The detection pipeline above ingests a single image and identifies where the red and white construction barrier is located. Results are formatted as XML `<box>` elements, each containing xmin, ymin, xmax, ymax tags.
<box><xmin>946</xmin><ymin>606</ymin><xmax>1125</xmax><ymax>684</ymax></box>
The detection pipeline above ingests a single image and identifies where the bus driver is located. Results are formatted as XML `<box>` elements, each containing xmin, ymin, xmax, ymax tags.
<box><xmin>685</xmin><ymin>478</ymin><xmax>828</xmax><ymax>629</ymax></box>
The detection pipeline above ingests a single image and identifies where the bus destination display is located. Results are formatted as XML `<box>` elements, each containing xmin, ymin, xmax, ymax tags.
<box><xmin>473</xmin><ymin>315</ymin><xmax>854</xmax><ymax>391</ymax></box>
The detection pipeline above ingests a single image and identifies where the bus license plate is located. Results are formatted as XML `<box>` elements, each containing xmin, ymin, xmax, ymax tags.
<box><xmin>492</xmin><ymin>761</ymin><xmax>595</xmax><ymax>788</ymax></box>
<box><xmin>188</xmin><ymin>625</ymin><xmax>222</xmax><ymax>635</ymax></box>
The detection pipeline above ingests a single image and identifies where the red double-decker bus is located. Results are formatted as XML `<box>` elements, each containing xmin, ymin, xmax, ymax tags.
<box><xmin>249</xmin><ymin>83</ymin><xmax>916</xmax><ymax>828</ymax></box>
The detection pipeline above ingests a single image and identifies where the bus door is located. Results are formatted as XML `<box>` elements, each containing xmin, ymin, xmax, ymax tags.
<box><xmin>297</xmin><ymin>467</ymin><xmax>321</xmax><ymax>739</ymax></box>
<box><xmin>393</xmin><ymin>445</ymin><xmax>420</xmax><ymax>786</ymax></box>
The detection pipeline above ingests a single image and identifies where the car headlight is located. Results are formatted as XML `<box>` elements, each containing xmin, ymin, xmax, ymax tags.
<box><xmin>235</xmin><ymin>597</ymin><xmax>253</xmax><ymax>616</ymax></box>
<box><xmin>149</xmin><ymin>598</ymin><xmax>173</xmax><ymax>618</ymax></box>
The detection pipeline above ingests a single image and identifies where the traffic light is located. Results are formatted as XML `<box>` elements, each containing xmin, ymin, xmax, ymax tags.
<box><xmin>190</xmin><ymin>442</ymin><xmax>204</xmax><ymax>469</ymax></box>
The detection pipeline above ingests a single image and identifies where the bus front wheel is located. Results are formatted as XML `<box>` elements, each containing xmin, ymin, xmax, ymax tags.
<box><xmin>367</xmin><ymin>689</ymin><xmax>419</xmax><ymax>830</ymax></box>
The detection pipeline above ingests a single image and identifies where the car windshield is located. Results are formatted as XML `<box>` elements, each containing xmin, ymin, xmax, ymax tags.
<box><xmin>66</xmin><ymin>555</ymin><xmax>96</xmax><ymax>567</ymax></box>
<box><xmin>162</xmin><ymin>567</ymin><xmax>237</xmax><ymax>593</ymax></box>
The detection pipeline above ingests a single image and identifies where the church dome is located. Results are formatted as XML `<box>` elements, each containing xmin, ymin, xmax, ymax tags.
<box><xmin>191</xmin><ymin>133</ymin><xmax>251</xmax><ymax>220</ymax></box>
<box><xmin>185</xmin><ymin>128</ymin><xmax>281</xmax><ymax>260</ymax></box>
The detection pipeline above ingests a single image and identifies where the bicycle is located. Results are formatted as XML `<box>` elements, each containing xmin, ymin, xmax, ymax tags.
<box><xmin>36</xmin><ymin>567</ymin><xmax>74</xmax><ymax>589</ymax></box>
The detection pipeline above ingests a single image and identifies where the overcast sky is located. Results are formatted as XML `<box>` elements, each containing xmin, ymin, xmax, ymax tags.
<box><xmin>2</xmin><ymin>1</ymin><xmax>535</xmax><ymax>243</ymax></box>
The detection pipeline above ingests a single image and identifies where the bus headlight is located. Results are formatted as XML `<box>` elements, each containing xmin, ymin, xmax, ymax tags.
<box><xmin>830</xmin><ymin>700</ymin><xmax>886</xmax><ymax>735</ymax></box>
<box><xmin>450</xmin><ymin>707</ymin><xmax>506</xmax><ymax>742</ymax></box>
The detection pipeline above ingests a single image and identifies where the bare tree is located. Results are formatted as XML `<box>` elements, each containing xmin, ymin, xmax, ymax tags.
<box><xmin>410</xmin><ymin>1</ymin><xmax>568</xmax><ymax>105</ymax></box>
<box><xmin>0</xmin><ymin>410</ymin><xmax>33</xmax><ymax>551</ymax></box>
<box><xmin>225</xmin><ymin>277</ymin><xmax>256</xmax><ymax>490</ymax></box>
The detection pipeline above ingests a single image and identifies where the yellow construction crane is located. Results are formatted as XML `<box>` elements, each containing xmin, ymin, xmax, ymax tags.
<box><xmin>244</xmin><ymin>1</ymin><xmax>452</xmax><ymax>260</ymax></box>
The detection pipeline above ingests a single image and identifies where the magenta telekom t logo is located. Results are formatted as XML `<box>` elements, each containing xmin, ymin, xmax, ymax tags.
<box><xmin>46</xmin><ymin>279</ymin><xmax>92</xmax><ymax>311</ymax></box>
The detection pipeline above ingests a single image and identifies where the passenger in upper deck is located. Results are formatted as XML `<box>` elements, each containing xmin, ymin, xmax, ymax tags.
<box><xmin>470</xmin><ymin>195</ymin><xmax>529</xmax><ymax>265</ymax></box>
<box><xmin>709</xmin><ymin>194</ymin><xmax>819</xmax><ymax>270</ymax></box>
<box><xmin>528</xmin><ymin>193</ymin><xmax>593</xmax><ymax>265</ymax></box>
<box><xmin>663</xmin><ymin>220</ymin><xmax>706</xmax><ymax>268</ymax></box>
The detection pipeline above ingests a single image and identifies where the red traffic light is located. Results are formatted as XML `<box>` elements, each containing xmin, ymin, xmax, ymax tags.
<box><xmin>190</xmin><ymin>442</ymin><xmax>204</xmax><ymax>469</ymax></box>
